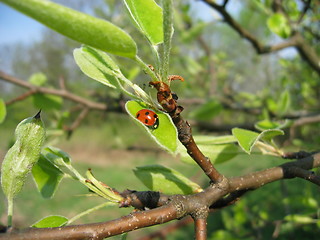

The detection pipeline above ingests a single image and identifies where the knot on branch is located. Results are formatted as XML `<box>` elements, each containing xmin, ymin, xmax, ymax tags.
<box><xmin>120</xmin><ymin>190</ymin><xmax>169</xmax><ymax>210</ymax></box>
<box><xmin>190</xmin><ymin>205</ymin><xmax>209</xmax><ymax>220</ymax></box>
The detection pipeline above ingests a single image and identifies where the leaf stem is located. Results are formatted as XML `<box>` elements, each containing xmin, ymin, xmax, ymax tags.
<box><xmin>161</xmin><ymin>0</ymin><xmax>174</xmax><ymax>83</ymax></box>
<box><xmin>7</xmin><ymin>199</ymin><xmax>13</xmax><ymax>228</ymax></box>
<box><xmin>134</xmin><ymin>55</ymin><xmax>159</xmax><ymax>82</ymax></box>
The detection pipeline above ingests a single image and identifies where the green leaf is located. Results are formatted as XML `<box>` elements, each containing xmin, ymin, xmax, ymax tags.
<box><xmin>232</xmin><ymin>128</ymin><xmax>259</xmax><ymax>154</ymax></box>
<box><xmin>32</xmin><ymin>215</ymin><xmax>68</xmax><ymax>228</ymax></box>
<box><xmin>179</xmin><ymin>143</ymin><xmax>239</xmax><ymax>165</ymax></box>
<box><xmin>125</xmin><ymin>100</ymin><xmax>178</xmax><ymax>153</ymax></box>
<box><xmin>41</xmin><ymin>146</ymin><xmax>71</xmax><ymax>168</ymax></box>
<box><xmin>189</xmin><ymin>99</ymin><xmax>222</xmax><ymax>121</ymax></box>
<box><xmin>267</xmin><ymin>13</ymin><xmax>291</xmax><ymax>38</ymax></box>
<box><xmin>232</xmin><ymin>128</ymin><xmax>284</xmax><ymax>154</ymax></box>
<box><xmin>32</xmin><ymin>154</ymin><xmax>64</xmax><ymax>199</ymax></box>
<box><xmin>28</xmin><ymin>72</ymin><xmax>47</xmax><ymax>86</ymax></box>
<box><xmin>276</xmin><ymin>90</ymin><xmax>291</xmax><ymax>116</ymax></box>
<box><xmin>32</xmin><ymin>93</ymin><xmax>63</xmax><ymax>111</ymax></box>
<box><xmin>1</xmin><ymin>111</ymin><xmax>46</xmax><ymax>200</ymax></box>
<box><xmin>255</xmin><ymin>119</ymin><xmax>293</xmax><ymax>131</ymax></box>
<box><xmin>73</xmin><ymin>46</ymin><xmax>121</xmax><ymax>89</ymax></box>
<box><xmin>133</xmin><ymin>165</ymin><xmax>202</xmax><ymax>195</ymax></box>
<box><xmin>259</xmin><ymin>129</ymin><xmax>284</xmax><ymax>143</ymax></box>
<box><xmin>2</xmin><ymin>0</ymin><xmax>137</xmax><ymax>58</ymax></box>
<box><xmin>0</xmin><ymin>98</ymin><xmax>6</xmax><ymax>123</ymax></box>
<box><xmin>124</xmin><ymin>0</ymin><xmax>163</xmax><ymax>45</ymax></box>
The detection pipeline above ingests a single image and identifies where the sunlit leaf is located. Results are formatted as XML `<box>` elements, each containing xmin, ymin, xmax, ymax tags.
<box><xmin>28</xmin><ymin>72</ymin><xmax>47</xmax><ymax>86</ymax></box>
<box><xmin>255</xmin><ymin>119</ymin><xmax>293</xmax><ymax>131</ymax></box>
<box><xmin>232</xmin><ymin>128</ymin><xmax>284</xmax><ymax>154</ymax></box>
<box><xmin>73</xmin><ymin>46</ymin><xmax>121</xmax><ymax>89</ymax></box>
<box><xmin>267</xmin><ymin>13</ymin><xmax>291</xmax><ymax>38</ymax></box>
<box><xmin>32</xmin><ymin>215</ymin><xmax>68</xmax><ymax>228</ymax></box>
<box><xmin>124</xmin><ymin>0</ymin><xmax>163</xmax><ymax>45</ymax></box>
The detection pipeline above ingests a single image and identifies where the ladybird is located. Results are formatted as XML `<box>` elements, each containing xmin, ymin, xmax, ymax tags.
<box><xmin>136</xmin><ymin>109</ymin><xmax>159</xmax><ymax>129</ymax></box>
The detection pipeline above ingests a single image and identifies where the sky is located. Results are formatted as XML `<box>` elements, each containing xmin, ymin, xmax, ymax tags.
<box><xmin>0</xmin><ymin>3</ymin><xmax>44</xmax><ymax>45</ymax></box>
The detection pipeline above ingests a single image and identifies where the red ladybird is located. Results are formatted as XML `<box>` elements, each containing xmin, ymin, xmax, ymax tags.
<box><xmin>136</xmin><ymin>109</ymin><xmax>159</xmax><ymax>129</ymax></box>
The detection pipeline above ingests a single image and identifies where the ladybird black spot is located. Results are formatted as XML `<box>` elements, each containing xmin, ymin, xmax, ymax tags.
<box><xmin>145</xmin><ymin>119</ymin><xmax>149</xmax><ymax>124</ymax></box>
<box><xmin>136</xmin><ymin>113</ymin><xmax>140</xmax><ymax>118</ymax></box>
<box><xmin>154</xmin><ymin>114</ymin><xmax>158</xmax><ymax>118</ymax></box>
<box><xmin>145</xmin><ymin>112</ymin><xmax>150</xmax><ymax>115</ymax></box>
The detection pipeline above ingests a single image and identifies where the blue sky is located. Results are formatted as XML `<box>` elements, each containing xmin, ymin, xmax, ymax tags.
<box><xmin>0</xmin><ymin>3</ymin><xmax>44</xmax><ymax>45</ymax></box>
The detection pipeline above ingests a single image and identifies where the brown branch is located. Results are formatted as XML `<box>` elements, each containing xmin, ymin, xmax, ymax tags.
<box><xmin>0</xmin><ymin>205</ymin><xmax>179</xmax><ymax>240</ymax></box>
<box><xmin>284</xmin><ymin>166</ymin><xmax>320</xmax><ymax>186</ymax></box>
<box><xmin>1</xmin><ymin>153</ymin><xmax>320</xmax><ymax>239</ymax></box>
<box><xmin>297</xmin><ymin>0</ymin><xmax>311</xmax><ymax>23</ymax></box>
<box><xmin>138</xmin><ymin>216</ymin><xmax>193</xmax><ymax>240</ymax></box>
<box><xmin>194</xmin><ymin>218</ymin><xmax>207</xmax><ymax>240</ymax></box>
<box><xmin>150</xmin><ymin>80</ymin><xmax>223</xmax><ymax>183</ymax></box>
<box><xmin>228</xmin><ymin>152</ymin><xmax>320</xmax><ymax>191</ymax></box>
<box><xmin>5</xmin><ymin>90</ymin><xmax>36</xmax><ymax>105</ymax></box>
<box><xmin>292</xmin><ymin>114</ymin><xmax>320</xmax><ymax>127</ymax></box>
<box><xmin>0</xmin><ymin>71</ymin><xmax>107</xmax><ymax>111</ymax></box>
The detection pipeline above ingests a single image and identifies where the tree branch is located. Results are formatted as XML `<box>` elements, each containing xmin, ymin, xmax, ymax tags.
<box><xmin>0</xmin><ymin>71</ymin><xmax>107</xmax><ymax>111</ymax></box>
<box><xmin>200</xmin><ymin>0</ymin><xmax>320</xmax><ymax>74</ymax></box>
<box><xmin>194</xmin><ymin>218</ymin><xmax>207</xmax><ymax>240</ymax></box>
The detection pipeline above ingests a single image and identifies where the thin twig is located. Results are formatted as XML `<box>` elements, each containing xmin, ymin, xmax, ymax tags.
<box><xmin>0</xmin><ymin>71</ymin><xmax>107</xmax><ymax>111</ymax></box>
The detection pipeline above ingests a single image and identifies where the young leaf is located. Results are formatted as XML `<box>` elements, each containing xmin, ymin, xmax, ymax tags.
<box><xmin>232</xmin><ymin>128</ymin><xmax>259</xmax><ymax>154</ymax></box>
<box><xmin>133</xmin><ymin>165</ymin><xmax>202</xmax><ymax>195</ymax></box>
<box><xmin>255</xmin><ymin>119</ymin><xmax>291</xmax><ymax>131</ymax></box>
<box><xmin>125</xmin><ymin>100</ymin><xmax>178</xmax><ymax>153</ymax></box>
<box><xmin>267</xmin><ymin>13</ymin><xmax>291</xmax><ymax>38</ymax></box>
<box><xmin>276</xmin><ymin>90</ymin><xmax>291</xmax><ymax>117</ymax></box>
<box><xmin>32</xmin><ymin>154</ymin><xmax>64</xmax><ymax>199</ymax></box>
<box><xmin>41</xmin><ymin>146</ymin><xmax>71</xmax><ymax>170</ymax></box>
<box><xmin>32</xmin><ymin>215</ymin><xmax>68</xmax><ymax>228</ymax></box>
<box><xmin>74</xmin><ymin>46</ymin><xmax>122</xmax><ymax>88</ymax></box>
<box><xmin>0</xmin><ymin>98</ymin><xmax>6</xmax><ymax>123</ymax></box>
<box><xmin>2</xmin><ymin>0</ymin><xmax>137</xmax><ymax>58</ymax></box>
<box><xmin>28</xmin><ymin>72</ymin><xmax>47</xmax><ymax>86</ymax></box>
<box><xmin>1</xmin><ymin>111</ymin><xmax>46</xmax><ymax>200</ymax></box>
<box><xmin>232</xmin><ymin>128</ymin><xmax>284</xmax><ymax>154</ymax></box>
<box><xmin>124</xmin><ymin>0</ymin><xmax>163</xmax><ymax>45</ymax></box>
